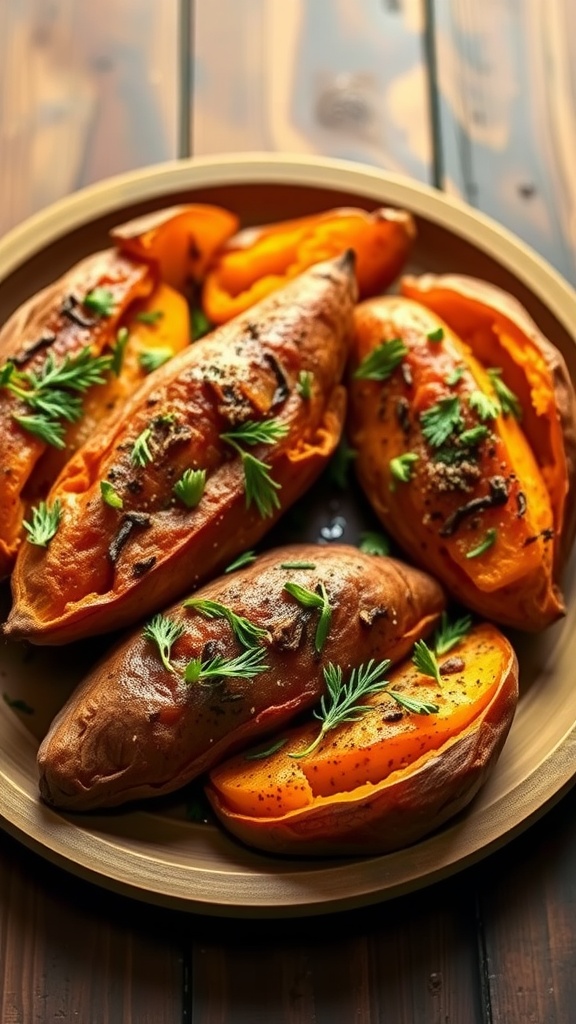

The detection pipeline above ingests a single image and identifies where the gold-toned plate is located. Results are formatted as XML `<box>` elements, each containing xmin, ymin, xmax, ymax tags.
<box><xmin>1</xmin><ymin>154</ymin><xmax>576</xmax><ymax>917</ymax></box>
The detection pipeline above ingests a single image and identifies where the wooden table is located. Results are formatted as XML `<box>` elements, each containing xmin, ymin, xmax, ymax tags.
<box><xmin>1</xmin><ymin>3</ymin><xmax>575</xmax><ymax>1020</ymax></box>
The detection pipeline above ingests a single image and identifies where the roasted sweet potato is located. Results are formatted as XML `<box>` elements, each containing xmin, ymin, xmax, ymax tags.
<box><xmin>111</xmin><ymin>203</ymin><xmax>239</xmax><ymax>292</ymax></box>
<box><xmin>202</xmin><ymin>207</ymin><xmax>415</xmax><ymax>324</ymax></box>
<box><xmin>0</xmin><ymin>250</ymin><xmax>155</xmax><ymax>579</ymax></box>
<box><xmin>5</xmin><ymin>254</ymin><xmax>357</xmax><ymax>644</ymax></box>
<box><xmin>207</xmin><ymin>623</ymin><xmax>518</xmax><ymax>856</ymax></box>
<box><xmin>347</xmin><ymin>296</ymin><xmax>564</xmax><ymax>630</ymax></box>
<box><xmin>401</xmin><ymin>273</ymin><xmax>576</xmax><ymax>568</ymax></box>
<box><xmin>36</xmin><ymin>544</ymin><xmax>445</xmax><ymax>811</ymax></box>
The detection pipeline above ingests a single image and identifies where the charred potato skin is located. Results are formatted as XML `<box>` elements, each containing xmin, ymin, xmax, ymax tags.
<box><xmin>6</xmin><ymin>254</ymin><xmax>357</xmax><ymax>645</ymax></box>
<box><xmin>36</xmin><ymin>544</ymin><xmax>446</xmax><ymax>811</ymax></box>
<box><xmin>206</xmin><ymin>630</ymin><xmax>519</xmax><ymax>857</ymax></box>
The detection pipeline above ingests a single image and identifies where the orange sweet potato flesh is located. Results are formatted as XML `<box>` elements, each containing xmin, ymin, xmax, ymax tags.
<box><xmin>36</xmin><ymin>544</ymin><xmax>445</xmax><ymax>811</ymax></box>
<box><xmin>347</xmin><ymin>296</ymin><xmax>563</xmax><ymax>630</ymax></box>
<box><xmin>401</xmin><ymin>273</ymin><xmax>576</xmax><ymax>569</ymax></box>
<box><xmin>5</xmin><ymin>254</ymin><xmax>357</xmax><ymax>645</ymax></box>
<box><xmin>111</xmin><ymin>204</ymin><xmax>239</xmax><ymax>292</ymax></box>
<box><xmin>202</xmin><ymin>207</ymin><xmax>415</xmax><ymax>325</ymax></box>
<box><xmin>206</xmin><ymin>623</ymin><xmax>518</xmax><ymax>856</ymax></box>
<box><xmin>0</xmin><ymin>250</ymin><xmax>155</xmax><ymax>579</ymax></box>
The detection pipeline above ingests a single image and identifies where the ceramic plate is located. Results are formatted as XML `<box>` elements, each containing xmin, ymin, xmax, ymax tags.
<box><xmin>1</xmin><ymin>154</ymin><xmax>576</xmax><ymax>917</ymax></box>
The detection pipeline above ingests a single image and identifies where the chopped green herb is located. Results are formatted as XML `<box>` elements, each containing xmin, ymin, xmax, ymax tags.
<box><xmin>183</xmin><ymin>597</ymin><xmax>269</xmax><ymax>649</ymax></box>
<box><xmin>297</xmin><ymin>370</ymin><xmax>314</xmax><ymax>399</ymax></box>
<box><xmin>445</xmin><ymin>365</ymin><xmax>465</xmax><ymax>387</ymax></box>
<box><xmin>434</xmin><ymin>612</ymin><xmax>473</xmax><ymax>656</ymax></box>
<box><xmin>488</xmin><ymin>368</ymin><xmax>522</xmax><ymax>419</ymax></box>
<box><xmin>142</xmin><ymin>614</ymin><xmax>185</xmax><ymax>674</ymax></box>
<box><xmin>359</xmin><ymin>531</ymin><xmax>391</xmax><ymax>557</ymax></box>
<box><xmin>420</xmin><ymin>396</ymin><xmax>462</xmax><ymax>447</ymax></box>
<box><xmin>139</xmin><ymin>346</ymin><xmax>174</xmax><ymax>374</ymax></box>
<box><xmin>290</xmin><ymin>659</ymin><xmax>392</xmax><ymax>758</ymax></box>
<box><xmin>387</xmin><ymin>691</ymin><xmax>439</xmax><ymax>715</ymax></box>
<box><xmin>22</xmin><ymin>500</ymin><xmax>62</xmax><ymax>547</ymax></box>
<box><xmin>466</xmin><ymin>528</ymin><xmax>498</xmax><ymax>559</ymax></box>
<box><xmin>245</xmin><ymin>738</ymin><xmax>288</xmax><ymax>760</ymax></box>
<box><xmin>184</xmin><ymin>647</ymin><xmax>268</xmax><ymax>685</ymax></box>
<box><xmin>191</xmin><ymin>307</ymin><xmax>212</xmax><ymax>340</ymax></box>
<box><xmin>353</xmin><ymin>337</ymin><xmax>408</xmax><ymax>381</ymax></box>
<box><xmin>100</xmin><ymin>480</ymin><xmax>123</xmax><ymax>510</ymax></box>
<box><xmin>280</xmin><ymin>561</ymin><xmax>317</xmax><ymax>570</ymax></box>
<box><xmin>224</xmin><ymin>551</ymin><xmax>257</xmax><ymax>573</ymax></box>
<box><xmin>173</xmin><ymin>468</ymin><xmax>206</xmax><ymax>509</ymax></box>
<box><xmin>110</xmin><ymin>327</ymin><xmax>130</xmax><ymax>376</ymax></box>
<box><xmin>221</xmin><ymin>419</ymin><xmax>289</xmax><ymax>447</ymax></box>
<box><xmin>458</xmin><ymin>425</ymin><xmax>489</xmax><ymax>447</ymax></box>
<box><xmin>427</xmin><ymin>327</ymin><xmax>444</xmax><ymax>343</ymax></box>
<box><xmin>135</xmin><ymin>309</ymin><xmax>164</xmax><ymax>325</ymax></box>
<box><xmin>469</xmin><ymin>390</ymin><xmax>500</xmax><ymax>422</ymax></box>
<box><xmin>131</xmin><ymin>426</ymin><xmax>153</xmax><ymax>467</ymax></box>
<box><xmin>412</xmin><ymin>639</ymin><xmax>442</xmax><ymax>686</ymax></box>
<box><xmin>83</xmin><ymin>287</ymin><xmax>116</xmax><ymax>317</ymax></box>
<box><xmin>221</xmin><ymin>419</ymin><xmax>288</xmax><ymax>519</ymax></box>
<box><xmin>283</xmin><ymin>581</ymin><xmax>332</xmax><ymax>654</ymax></box>
<box><xmin>390</xmin><ymin>451</ymin><xmax>419</xmax><ymax>486</ymax></box>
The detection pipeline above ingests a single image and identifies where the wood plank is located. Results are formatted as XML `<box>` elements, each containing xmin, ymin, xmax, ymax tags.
<box><xmin>431</xmin><ymin>0</ymin><xmax>576</xmax><ymax>283</ymax></box>
<box><xmin>477</xmin><ymin>783</ymin><xmax>576</xmax><ymax>1024</ymax></box>
<box><xmin>191</xmin><ymin>0</ymin><xmax>433</xmax><ymax>183</ymax></box>
<box><xmin>187</xmin><ymin>874</ymin><xmax>483</xmax><ymax>1023</ymax></box>
<box><xmin>0</xmin><ymin>0</ymin><xmax>180</xmax><ymax>237</ymax></box>
<box><xmin>0</xmin><ymin>830</ymin><xmax>183</xmax><ymax>1023</ymax></box>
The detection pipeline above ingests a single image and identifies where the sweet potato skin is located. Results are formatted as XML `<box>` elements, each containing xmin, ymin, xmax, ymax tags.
<box><xmin>5</xmin><ymin>255</ymin><xmax>357</xmax><ymax>644</ymax></box>
<box><xmin>347</xmin><ymin>295</ymin><xmax>563</xmax><ymax>631</ymax></box>
<box><xmin>36</xmin><ymin>544</ymin><xmax>446</xmax><ymax>811</ymax></box>
<box><xmin>0</xmin><ymin>250</ymin><xmax>154</xmax><ymax>578</ymax></box>
<box><xmin>206</xmin><ymin>624</ymin><xmax>518</xmax><ymax>856</ymax></box>
<box><xmin>401</xmin><ymin>273</ymin><xmax>576</xmax><ymax>569</ymax></box>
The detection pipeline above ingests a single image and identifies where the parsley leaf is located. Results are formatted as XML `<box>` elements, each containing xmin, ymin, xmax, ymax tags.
<box><xmin>353</xmin><ymin>337</ymin><xmax>408</xmax><ymax>381</ymax></box>
<box><xmin>420</xmin><ymin>396</ymin><xmax>462</xmax><ymax>447</ymax></box>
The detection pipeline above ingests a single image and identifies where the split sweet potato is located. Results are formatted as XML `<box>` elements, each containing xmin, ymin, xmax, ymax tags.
<box><xmin>401</xmin><ymin>273</ymin><xmax>576</xmax><ymax>568</ymax></box>
<box><xmin>347</xmin><ymin>296</ymin><xmax>565</xmax><ymax>630</ymax></box>
<box><xmin>111</xmin><ymin>203</ymin><xmax>240</xmax><ymax>292</ymax></box>
<box><xmin>207</xmin><ymin>623</ymin><xmax>518</xmax><ymax>856</ymax></box>
<box><xmin>5</xmin><ymin>254</ymin><xmax>357</xmax><ymax>644</ymax></box>
<box><xmin>0</xmin><ymin>250</ymin><xmax>155</xmax><ymax>579</ymax></box>
<box><xmin>202</xmin><ymin>207</ymin><xmax>416</xmax><ymax>325</ymax></box>
<box><xmin>36</xmin><ymin>544</ymin><xmax>445</xmax><ymax>811</ymax></box>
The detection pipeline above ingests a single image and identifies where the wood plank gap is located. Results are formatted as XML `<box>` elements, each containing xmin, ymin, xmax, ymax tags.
<box><xmin>474</xmin><ymin>891</ymin><xmax>494</xmax><ymax>1024</ymax></box>
<box><xmin>182</xmin><ymin>941</ymin><xmax>193</xmax><ymax>1024</ymax></box>
<box><xmin>423</xmin><ymin>0</ymin><xmax>444</xmax><ymax>189</ymax></box>
<box><xmin>179</xmin><ymin>0</ymin><xmax>193</xmax><ymax>157</ymax></box>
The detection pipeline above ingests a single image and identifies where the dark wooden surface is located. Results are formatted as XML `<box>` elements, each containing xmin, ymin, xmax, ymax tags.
<box><xmin>1</xmin><ymin>2</ymin><xmax>576</xmax><ymax>1021</ymax></box>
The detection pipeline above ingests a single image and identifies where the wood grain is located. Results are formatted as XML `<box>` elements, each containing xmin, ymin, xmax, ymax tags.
<box><xmin>0</xmin><ymin>0</ymin><xmax>180</xmax><ymax>237</ymax></box>
<box><xmin>0</xmin><ymin>830</ymin><xmax>183</xmax><ymax>1023</ymax></box>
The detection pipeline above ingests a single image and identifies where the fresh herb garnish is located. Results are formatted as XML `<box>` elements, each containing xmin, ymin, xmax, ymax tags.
<box><xmin>191</xmin><ymin>307</ymin><xmax>212</xmax><ymax>340</ymax></box>
<box><xmin>353</xmin><ymin>337</ymin><xmax>408</xmax><ymax>381</ymax></box>
<box><xmin>283</xmin><ymin>581</ymin><xmax>332</xmax><ymax>654</ymax></box>
<box><xmin>466</xmin><ymin>528</ymin><xmax>498</xmax><ymax>559</ymax></box>
<box><xmin>458</xmin><ymin>425</ymin><xmax>489</xmax><ymax>447</ymax></box>
<box><xmin>388</xmin><ymin>692</ymin><xmax>439</xmax><ymax>715</ymax></box>
<box><xmin>359</xmin><ymin>531</ymin><xmax>391</xmax><ymax>557</ymax></box>
<box><xmin>173</xmin><ymin>468</ymin><xmax>206</xmax><ymax>509</ymax></box>
<box><xmin>280</xmin><ymin>561</ymin><xmax>317</xmax><ymax>570</ymax></box>
<box><xmin>0</xmin><ymin>347</ymin><xmax>113</xmax><ymax>448</ymax></box>
<box><xmin>22</xmin><ymin>500</ymin><xmax>62</xmax><ymax>547</ymax></box>
<box><xmin>434</xmin><ymin>612</ymin><xmax>472</xmax><ymax>656</ymax></box>
<box><xmin>142</xmin><ymin>614</ymin><xmax>185</xmax><ymax>674</ymax></box>
<box><xmin>184</xmin><ymin>647</ymin><xmax>268</xmax><ymax>685</ymax></box>
<box><xmin>135</xmin><ymin>309</ymin><xmax>164</xmax><ymax>325</ymax></box>
<box><xmin>427</xmin><ymin>327</ymin><xmax>444</xmax><ymax>343</ymax></box>
<box><xmin>412</xmin><ymin>639</ymin><xmax>442</xmax><ymax>686</ymax></box>
<box><xmin>139</xmin><ymin>347</ymin><xmax>173</xmax><ymax>374</ymax></box>
<box><xmin>290</xmin><ymin>659</ymin><xmax>391</xmax><ymax>758</ymax></box>
<box><xmin>445</xmin><ymin>365</ymin><xmax>465</xmax><ymax>387</ymax></box>
<box><xmin>100</xmin><ymin>480</ymin><xmax>123</xmax><ymax>510</ymax></box>
<box><xmin>110</xmin><ymin>327</ymin><xmax>130</xmax><ymax>377</ymax></box>
<box><xmin>131</xmin><ymin>426</ymin><xmax>153</xmax><ymax>467</ymax></box>
<box><xmin>488</xmin><ymin>368</ymin><xmax>522</xmax><ymax>419</ymax></box>
<box><xmin>84</xmin><ymin>288</ymin><xmax>116</xmax><ymax>317</ymax></box>
<box><xmin>224</xmin><ymin>551</ymin><xmax>257</xmax><ymax>573</ymax></box>
<box><xmin>244</xmin><ymin>738</ymin><xmax>288</xmax><ymax>760</ymax></box>
<box><xmin>183</xmin><ymin>597</ymin><xmax>269</xmax><ymax>649</ymax></box>
<box><xmin>390</xmin><ymin>451</ymin><xmax>419</xmax><ymax>486</ymax></box>
<box><xmin>221</xmin><ymin>418</ymin><xmax>288</xmax><ymax>519</ymax></box>
<box><xmin>420</xmin><ymin>396</ymin><xmax>462</xmax><ymax>447</ymax></box>
<box><xmin>469</xmin><ymin>391</ymin><xmax>500</xmax><ymax>422</ymax></box>
<box><xmin>297</xmin><ymin>370</ymin><xmax>314</xmax><ymax>398</ymax></box>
